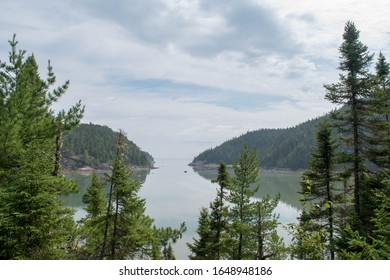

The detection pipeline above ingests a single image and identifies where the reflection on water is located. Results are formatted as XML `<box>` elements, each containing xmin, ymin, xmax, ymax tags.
<box><xmin>63</xmin><ymin>159</ymin><xmax>302</xmax><ymax>259</ymax></box>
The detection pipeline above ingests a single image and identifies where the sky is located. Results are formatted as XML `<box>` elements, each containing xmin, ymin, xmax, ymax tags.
<box><xmin>1</xmin><ymin>0</ymin><xmax>390</xmax><ymax>162</ymax></box>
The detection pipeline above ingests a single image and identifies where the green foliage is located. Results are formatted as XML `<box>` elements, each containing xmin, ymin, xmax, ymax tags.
<box><xmin>78</xmin><ymin>173</ymin><xmax>107</xmax><ymax>259</ymax></box>
<box><xmin>287</xmin><ymin>218</ymin><xmax>328</xmax><ymax>260</ymax></box>
<box><xmin>62</xmin><ymin>123</ymin><xmax>154</xmax><ymax>169</ymax></box>
<box><xmin>298</xmin><ymin>123</ymin><xmax>340</xmax><ymax>259</ymax></box>
<box><xmin>96</xmin><ymin>131</ymin><xmax>185</xmax><ymax>260</ymax></box>
<box><xmin>187</xmin><ymin>207</ymin><xmax>213</xmax><ymax>260</ymax></box>
<box><xmin>339</xmin><ymin>193</ymin><xmax>390</xmax><ymax>260</ymax></box>
<box><xmin>0</xmin><ymin>35</ymin><xmax>83</xmax><ymax>259</ymax></box>
<box><xmin>227</xmin><ymin>144</ymin><xmax>260</xmax><ymax>259</ymax></box>
<box><xmin>189</xmin><ymin>146</ymin><xmax>285</xmax><ymax>260</ymax></box>
<box><xmin>192</xmin><ymin>117</ymin><xmax>323</xmax><ymax>170</ymax></box>
<box><xmin>324</xmin><ymin>21</ymin><xmax>374</xmax><ymax>225</ymax></box>
<box><xmin>255</xmin><ymin>193</ymin><xmax>286</xmax><ymax>260</ymax></box>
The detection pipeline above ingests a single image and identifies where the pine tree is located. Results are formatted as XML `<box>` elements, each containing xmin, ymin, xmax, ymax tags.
<box><xmin>227</xmin><ymin>144</ymin><xmax>259</xmax><ymax>259</ymax></box>
<box><xmin>324</xmin><ymin>21</ymin><xmax>374</xmax><ymax>227</ymax></box>
<box><xmin>0</xmin><ymin>35</ymin><xmax>83</xmax><ymax>259</ymax></box>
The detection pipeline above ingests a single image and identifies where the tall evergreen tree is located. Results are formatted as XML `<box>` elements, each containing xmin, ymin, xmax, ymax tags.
<box><xmin>227</xmin><ymin>144</ymin><xmax>259</xmax><ymax>260</ymax></box>
<box><xmin>254</xmin><ymin>193</ymin><xmax>285</xmax><ymax>260</ymax></box>
<box><xmin>367</xmin><ymin>52</ymin><xmax>390</xmax><ymax>169</ymax></box>
<box><xmin>187</xmin><ymin>207</ymin><xmax>213</xmax><ymax>260</ymax></box>
<box><xmin>299</xmin><ymin>123</ymin><xmax>340</xmax><ymax>259</ymax></box>
<box><xmin>209</xmin><ymin>162</ymin><xmax>231</xmax><ymax>259</ymax></box>
<box><xmin>79</xmin><ymin>173</ymin><xmax>106</xmax><ymax>259</ymax></box>
<box><xmin>324</xmin><ymin>21</ymin><xmax>374</xmax><ymax>227</ymax></box>
<box><xmin>0</xmin><ymin>35</ymin><xmax>83</xmax><ymax>259</ymax></box>
<box><xmin>100</xmin><ymin>131</ymin><xmax>155</xmax><ymax>259</ymax></box>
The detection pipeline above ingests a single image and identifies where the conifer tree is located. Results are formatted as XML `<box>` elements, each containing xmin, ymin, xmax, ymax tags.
<box><xmin>324</xmin><ymin>21</ymin><xmax>374</xmax><ymax>227</ymax></box>
<box><xmin>299</xmin><ymin>123</ymin><xmax>340</xmax><ymax>259</ymax></box>
<box><xmin>100</xmin><ymin>131</ymin><xmax>155</xmax><ymax>259</ymax></box>
<box><xmin>227</xmin><ymin>144</ymin><xmax>259</xmax><ymax>259</ymax></box>
<box><xmin>255</xmin><ymin>193</ymin><xmax>285</xmax><ymax>260</ymax></box>
<box><xmin>79</xmin><ymin>173</ymin><xmax>106</xmax><ymax>259</ymax></box>
<box><xmin>209</xmin><ymin>162</ymin><xmax>231</xmax><ymax>259</ymax></box>
<box><xmin>0</xmin><ymin>35</ymin><xmax>83</xmax><ymax>259</ymax></box>
<box><xmin>187</xmin><ymin>207</ymin><xmax>213</xmax><ymax>259</ymax></box>
<box><xmin>367</xmin><ymin>52</ymin><xmax>390</xmax><ymax>169</ymax></box>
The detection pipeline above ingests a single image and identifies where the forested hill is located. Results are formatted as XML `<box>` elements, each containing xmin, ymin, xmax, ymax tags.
<box><xmin>191</xmin><ymin>115</ymin><xmax>327</xmax><ymax>170</ymax></box>
<box><xmin>61</xmin><ymin>123</ymin><xmax>154</xmax><ymax>170</ymax></box>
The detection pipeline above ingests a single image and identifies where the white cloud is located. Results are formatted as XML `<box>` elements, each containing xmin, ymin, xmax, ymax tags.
<box><xmin>1</xmin><ymin>0</ymin><xmax>389</xmax><ymax>161</ymax></box>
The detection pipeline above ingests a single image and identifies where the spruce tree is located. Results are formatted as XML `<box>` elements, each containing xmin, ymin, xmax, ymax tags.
<box><xmin>79</xmin><ymin>173</ymin><xmax>106</xmax><ymax>259</ymax></box>
<box><xmin>209</xmin><ymin>162</ymin><xmax>231</xmax><ymax>259</ymax></box>
<box><xmin>324</xmin><ymin>21</ymin><xmax>374</xmax><ymax>227</ymax></box>
<box><xmin>367</xmin><ymin>52</ymin><xmax>390</xmax><ymax>169</ymax></box>
<box><xmin>299</xmin><ymin>122</ymin><xmax>340</xmax><ymax>259</ymax></box>
<box><xmin>187</xmin><ymin>207</ymin><xmax>213</xmax><ymax>259</ymax></box>
<box><xmin>0</xmin><ymin>35</ymin><xmax>83</xmax><ymax>259</ymax></box>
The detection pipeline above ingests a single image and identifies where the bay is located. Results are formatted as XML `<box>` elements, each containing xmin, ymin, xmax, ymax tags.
<box><xmin>63</xmin><ymin>158</ymin><xmax>302</xmax><ymax>259</ymax></box>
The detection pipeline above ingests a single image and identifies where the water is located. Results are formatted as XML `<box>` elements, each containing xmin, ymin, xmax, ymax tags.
<box><xmin>63</xmin><ymin>159</ymin><xmax>302</xmax><ymax>259</ymax></box>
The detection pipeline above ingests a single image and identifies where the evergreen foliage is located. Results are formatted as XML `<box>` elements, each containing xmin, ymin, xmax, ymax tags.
<box><xmin>191</xmin><ymin>117</ymin><xmax>323</xmax><ymax>170</ymax></box>
<box><xmin>78</xmin><ymin>173</ymin><xmax>107</xmax><ymax>259</ymax></box>
<box><xmin>188</xmin><ymin>146</ymin><xmax>285</xmax><ymax>260</ymax></box>
<box><xmin>62</xmin><ymin>123</ymin><xmax>154</xmax><ymax>169</ymax></box>
<box><xmin>99</xmin><ymin>131</ymin><xmax>155</xmax><ymax>259</ymax></box>
<box><xmin>298</xmin><ymin>122</ymin><xmax>341</xmax><ymax>259</ymax></box>
<box><xmin>0</xmin><ymin>35</ymin><xmax>84</xmax><ymax>259</ymax></box>
<box><xmin>324</xmin><ymin>21</ymin><xmax>374</xmax><ymax>226</ymax></box>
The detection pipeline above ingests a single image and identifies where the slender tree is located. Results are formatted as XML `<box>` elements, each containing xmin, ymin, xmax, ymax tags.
<box><xmin>255</xmin><ymin>193</ymin><xmax>285</xmax><ymax>260</ymax></box>
<box><xmin>209</xmin><ymin>162</ymin><xmax>231</xmax><ymax>259</ymax></box>
<box><xmin>324</xmin><ymin>21</ymin><xmax>374</xmax><ymax>227</ymax></box>
<box><xmin>227</xmin><ymin>144</ymin><xmax>259</xmax><ymax>259</ymax></box>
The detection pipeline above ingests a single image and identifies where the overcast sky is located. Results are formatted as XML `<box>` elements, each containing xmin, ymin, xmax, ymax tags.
<box><xmin>1</xmin><ymin>0</ymin><xmax>389</xmax><ymax>161</ymax></box>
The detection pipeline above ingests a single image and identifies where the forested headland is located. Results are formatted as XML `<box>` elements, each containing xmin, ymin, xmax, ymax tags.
<box><xmin>191</xmin><ymin>116</ymin><xmax>324</xmax><ymax>170</ymax></box>
<box><xmin>62</xmin><ymin>123</ymin><xmax>154</xmax><ymax>170</ymax></box>
<box><xmin>1</xmin><ymin>21</ymin><xmax>390</xmax><ymax>260</ymax></box>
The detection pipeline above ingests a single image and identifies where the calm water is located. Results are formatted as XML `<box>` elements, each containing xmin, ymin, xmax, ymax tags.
<box><xmin>63</xmin><ymin>159</ymin><xmax>302</xmax><ymax>259</ymax></box>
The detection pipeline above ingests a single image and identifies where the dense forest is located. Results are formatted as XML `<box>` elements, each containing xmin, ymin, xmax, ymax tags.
<box><xmin>61</xmin><ymin>123</ymin><xmax>154</xmax><ymax>170</ymax></box>
<box><xmin>191</xmin><ymin>116</ymin><xmax>325</xmax><ymax>170</ymax></box>
<box><xmin>1</xmin><ymin>21</ymin><xmax>390</xmax><ymax>260</ymax></box>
